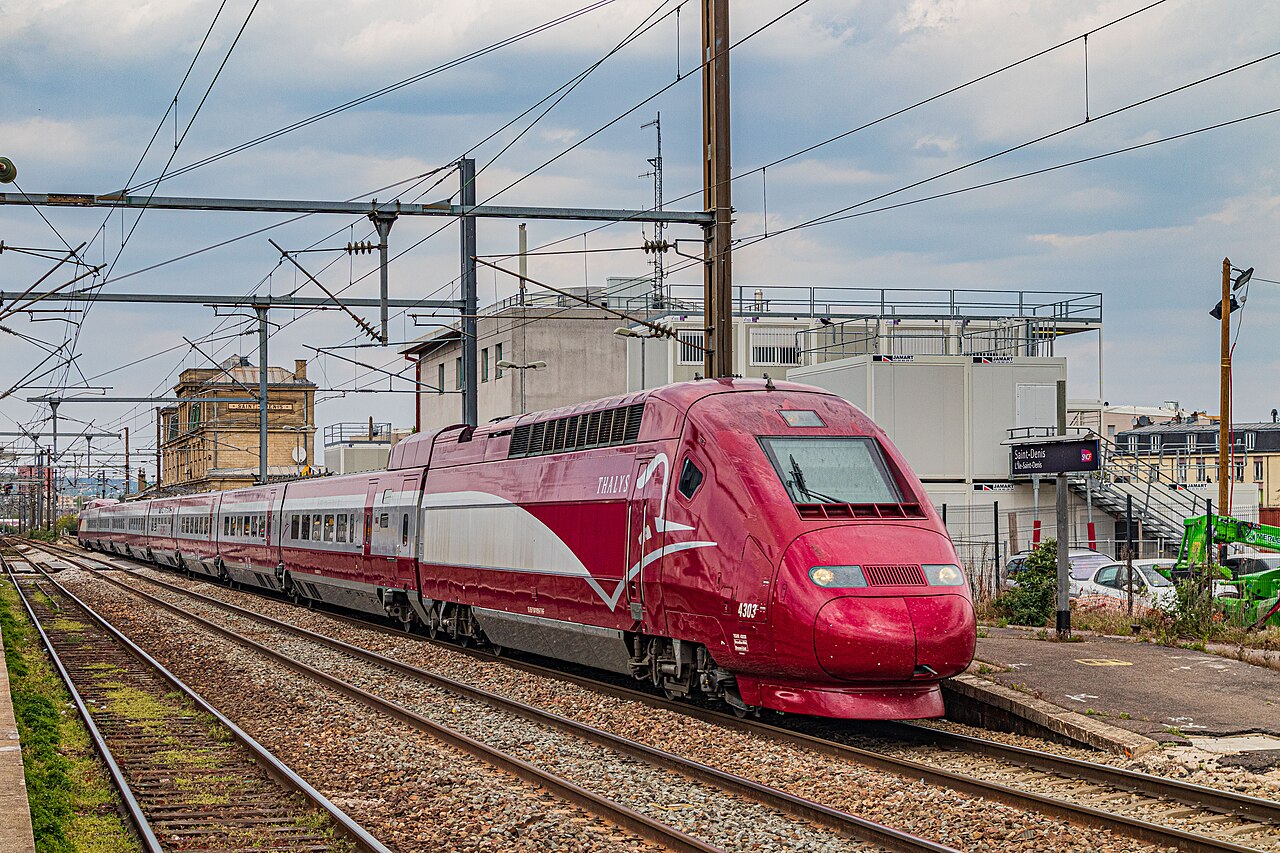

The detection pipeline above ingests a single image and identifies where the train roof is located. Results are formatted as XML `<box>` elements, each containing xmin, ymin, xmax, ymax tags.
<box><xmin>388</xmin><ymin>377</ymin><xmax>833</xmax><ymax>467</ymax></box>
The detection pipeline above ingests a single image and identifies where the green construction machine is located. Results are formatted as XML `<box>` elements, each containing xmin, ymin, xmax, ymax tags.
<box><xmin>1174</xmin><ymin>513</ymin><xmax>1280</xmax><ymax>630</ymax></box>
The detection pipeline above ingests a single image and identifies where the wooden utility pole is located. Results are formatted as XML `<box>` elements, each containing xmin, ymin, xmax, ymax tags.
<box><xmin>1219</xmin><ymin>257</ymin><xmax>1231</xmax><ymax>517</ymax></box>
<box><xmin>702</xmin><ymin>0</ymin><xmax>733</xmax><ymax>377</ymax></box>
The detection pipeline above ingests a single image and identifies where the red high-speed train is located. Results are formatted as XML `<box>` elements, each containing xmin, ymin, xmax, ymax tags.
<box><xmin>79</xmin><ymin>378</ymin><xmax>975</xmax><ymax>719</ymax></box>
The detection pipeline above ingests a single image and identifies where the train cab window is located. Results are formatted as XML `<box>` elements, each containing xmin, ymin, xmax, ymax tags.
<box><xmin>323</xmin><ymin>514</ymin><xmax>335</xmax><ymax>542</ymax></box>
<box><xmin>401</xmin><ymin>513</ymin><xmax>409</xmax><ymax>546</ymax></box>
<box><xmin>311</xmin><ymin>515</ymin><xmax>322</xmax><ymax>541</ymax></box>
<box><xmin>677</xmin><ymin>458</ymin><xmax>705</xmax><ymax>500</ymax></box>
<box><xmin>336</xmin><ymin>514</ymin><xmax>348</xmax><ymax>543</ymax></box>
<box><xmin>759</xmin><ymin>436</ymin><xmax>902</xmax><ymax>505</ymax></box>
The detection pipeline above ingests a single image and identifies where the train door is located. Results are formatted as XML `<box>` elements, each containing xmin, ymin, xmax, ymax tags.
<box><xmin>626</xmin><ymin>454</ymin><xmax>666</xmax><ymax>624</ymax></box>
<box><xmin>363</xmin><ymin>479</ymin><xmax>392</xmax><ymax>571</ymax></box>
<box><xmin>394</xmin><ymin>472</ymin><xmax>420</xmax><ymax>588</ymax></box>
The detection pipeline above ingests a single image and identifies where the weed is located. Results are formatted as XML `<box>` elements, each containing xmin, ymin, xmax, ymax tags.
<box><xmin>0</xmin><ymin>580</ymin><xmax>138</xmax><ymax>853</ymax></box>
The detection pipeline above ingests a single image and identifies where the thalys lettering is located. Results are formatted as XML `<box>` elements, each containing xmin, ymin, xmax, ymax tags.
<box><xmin>78</xmin><ymin>379</ymin><xmax>976</xmax><ymax>719</ymax></box>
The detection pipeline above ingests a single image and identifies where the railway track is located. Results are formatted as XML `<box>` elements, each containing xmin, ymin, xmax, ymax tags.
<box><xmin>13</xmin><ymin>539</ymin><xmax>956</xmax><ymax>853</ymax></box>
<box><xmin>0</xmin><ymin>543</ymin><xmax>387</xmax><ymax>853</ymax></box>
<box><xmin>32</xmin><ymin>538</ymin><xmax>1280</xmax><ymax>853</ymax></box>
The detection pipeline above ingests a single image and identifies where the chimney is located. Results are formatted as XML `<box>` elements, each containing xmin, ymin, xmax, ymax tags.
<box><xmin>294</xmin><ymin>359</ymin><xmax>307</xmax><ymax>381</ymax></box>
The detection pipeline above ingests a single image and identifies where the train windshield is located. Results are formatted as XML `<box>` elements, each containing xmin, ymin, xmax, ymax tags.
<box><xmin>759</xmin><ymin>437</ymin><xmax>902</xmax><ymax>504</ymax></box>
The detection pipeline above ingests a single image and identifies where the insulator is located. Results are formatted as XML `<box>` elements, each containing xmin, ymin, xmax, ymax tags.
<box><xmin>345</xmin><ymin>241</ymin><xmax>377</xmax><ymax>255</ymax></box>
<box><xmin>642</xmin><ymin>239</ymin><xmax>672</xmax><ymax>255</ymax></box>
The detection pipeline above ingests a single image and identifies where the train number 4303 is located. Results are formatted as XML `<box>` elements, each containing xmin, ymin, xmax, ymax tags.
<box><xmin>737</xmin><ymin>602</ymin><xmax>761</xmax><ymax>619</ymax></box>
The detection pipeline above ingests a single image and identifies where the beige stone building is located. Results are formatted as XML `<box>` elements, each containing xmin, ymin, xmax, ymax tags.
<box><xmin>157</xmin><ymin>355</ymin><xmax>317</xmax><ymax>493</ymax></box>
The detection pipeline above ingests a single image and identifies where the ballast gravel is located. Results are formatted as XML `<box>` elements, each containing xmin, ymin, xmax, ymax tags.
<box><xmin>96</xmin><ymin>566</ymin><xmax>1186</xmax><ymax>853</ymax></box>
<box><xmin>62</xmin><ymin>574</ymin><xmax>666</xmax><ymax>853</ymax></box>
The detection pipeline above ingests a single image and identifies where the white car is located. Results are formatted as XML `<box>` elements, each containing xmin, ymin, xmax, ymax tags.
<box><xmin>1072</xmin><ymin>561</ymin><xmax>1177</xmax><ymax>609</ymax></box>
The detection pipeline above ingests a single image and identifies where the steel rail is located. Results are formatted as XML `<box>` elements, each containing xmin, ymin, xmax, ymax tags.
<box><xmin>89</xmin><ymin>561</ymin><xmax>959</xmax><ymax>853</ymax></box>
<box><xmin>1</xmin><ymin>551</ymin><xmax>165</xmax><ymax>853</ymax></box>
<box><xmin>43</xmin><ymin>539</ymin><xmax>1278</xmax><ymax>853</ymax></box>
<box><xmin>25</xmin><ymin>550</ymin><xmax>728</xmax><ymax>853</ymax></box>
<box><xmin>1</xmin><ymin>543</ymin><xmax>392</xmax><ymax>853</ymax></box>
<box><xmin>878</xmin><ymin>721</ymin><xmax>1280</xmax><ymax>827</ymax></box>
<box><xmin>61</xmin><ymin>556</ymin><xmax>955</xmax><ymax>853</ymax></box>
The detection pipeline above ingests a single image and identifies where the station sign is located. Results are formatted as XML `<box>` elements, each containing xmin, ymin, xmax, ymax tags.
<box><xmin>1010</xmin><ymin>438</ymin><xmax>1100</xmax><ymax>476</ymax></box>
<box><xmin>227</xmin><ymin>402</ymin><xmax>294</xmax><ymax>412</ymax></box>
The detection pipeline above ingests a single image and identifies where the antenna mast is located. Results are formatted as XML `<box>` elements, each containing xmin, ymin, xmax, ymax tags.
<box><xmin>641</xmin><ymin>113</ymin><xmax>665</xmax><ymax>305</ymax></box>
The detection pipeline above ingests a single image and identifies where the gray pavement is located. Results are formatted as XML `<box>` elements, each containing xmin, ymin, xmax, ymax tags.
<box><xmin>975</xmin><ymin>628</ymin><xmax>1280</xmax><ymax>741</ymax></box>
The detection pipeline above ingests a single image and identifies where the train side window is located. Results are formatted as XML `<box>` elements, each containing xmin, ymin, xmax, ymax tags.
<box><xmin>311</xmin><ymin>515</ymin><xmax>322</xmax><ymax>540</ymax></box>
<box><xmin>677</xmin><ymin>457</ymin><xmax>705</xmax><ymax>500</ymax></box>
<box><xmin>336</xmin><ymin>513</ymin><xmax>348</xmax><ymax>543</ymax></box>
<box><xmin>291</xmin><ymin>514</ymin><xmax>300</xmax><ymax>540</ymax></box>
<box><xmin>301</xmin><ymin>514</ymin><xmax>311</xmax><ymax>540</ymax></box>
<box><xmin>323</xmin><ymin>514</ymin><xmax>335</xmax><ymax>542</ymax></box>
<box><xmin>401</xmin><ymin>513</ymin><xmax>409</xmax><ymax>546</ymax></box>
<box><xmin>223</xmin><ymin>517</ymin><xmax>229</xmax><ymax>536</ymax></box>
<box><xmin>379</xmin><ymin>512</ymin><xmax>390</xmax><ymax>529</ymax></box>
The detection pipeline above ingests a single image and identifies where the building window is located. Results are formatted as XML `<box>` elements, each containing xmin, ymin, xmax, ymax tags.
<box><xmin>1236</xmin><ymin>459</ymin><xmax>1246</xmax><ymax>482</ymax></box>
<box><xmin>1177</xmin><ymin>458</ymin><xmax>1188</xmax><ymax>482</ymax></box>
<box><xmin>481</xmin><ymin>348</ymin><xmax>489</xmax><ymax>382</ymax></box>
<box><xmin>188</xmin><ymin>402</ymin><xmax>201</xmax><ymax>430</ymax></box>
<box><xmin>437</xmin><ymin>363</ymin><xmax>445</xmax><ymax>395</ymax></box>
<box><xmin>1196</xmin><ymin>459</ymin><xmax>1207</xmax><ymax>482</ymax></box>
<box><xmin>455</xmin><ymin>356</ymin><xmax>463</xmax><ymax>390</ymax></box>
<box><xmin>496</xmin><ymin>343</ymin><xmax>505</xmax><ymax>377</ymax></box>
<box><xmin>748</xmin><ymin>327</ymin><xmax>800</xmax><ymax>366</ymax></box>
<box><xmin>1150</xmin><ymin>435</ymin><xmax>1161</xmax><ymax>453</ymax></box>
<box><xmin>1106</xmin><ymin>425</ymin><xmax>1116</xmax><ymax>438</ymax></box>
<box><xmin>1245</xmin><ymin>432</ymin><xmax>1257</xmax><ymax>450</ymax></box>
<box><xmin>677</xmin><ymin>330</ymin><xmax>705</xmax><ymax>366</ymax></box>
<box><xmin>1126</xmin><ymin>435</ymin><xmax>1138</xmax><ymax>455</ymax></box>
<box><xmin>1256</xmin><ymin>460</ymin><xmax>1264</xmax><ymax>481</ymax></box>
<box><xmin>1186</xmin><ymin>435</ymin><xmax>1195</xmax><ymax>452</ymax></box>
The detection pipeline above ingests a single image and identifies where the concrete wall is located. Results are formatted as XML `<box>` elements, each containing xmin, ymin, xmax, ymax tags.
<box><xmin>788</xmin><ymin>354</ymin><xmax>1067</xmax><ymax>483</ymax></box>
<box><xmin>414</xmin><ymin>307</ymin><xmax>629</xmax><ymax>432</ymax></box>
<box><xmin>323</xmin><ymin>443</ymin><xmax>391</xmax><ymax>474</ymax></box>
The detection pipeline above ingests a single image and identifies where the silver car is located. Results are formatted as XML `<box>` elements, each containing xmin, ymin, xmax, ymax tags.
<box><xmin>1072</xmin><ymin>561</ymin><xmax>1177</xmax><ymax>608</ymax></box>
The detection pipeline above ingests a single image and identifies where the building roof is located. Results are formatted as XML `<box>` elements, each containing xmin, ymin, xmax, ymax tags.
<box><xmin>1119</xmin><ymin>421</ymin><xmax>1280</xmax><ymax>435</ymax></box>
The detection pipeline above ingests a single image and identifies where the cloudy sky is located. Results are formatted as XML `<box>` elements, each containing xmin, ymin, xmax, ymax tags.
<box><xmin>2</xmin><ymin>0</ymin><xmax>1279</xmax><ymax>477</ymax></box>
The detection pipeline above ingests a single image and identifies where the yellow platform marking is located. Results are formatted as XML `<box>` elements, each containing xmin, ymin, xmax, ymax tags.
<box><xmin>1075</xmin><ymin>658</ymin><xmax>1133</xmax><ymax>666</ymax></box>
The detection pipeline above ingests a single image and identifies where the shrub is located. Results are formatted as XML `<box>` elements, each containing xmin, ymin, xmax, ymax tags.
<box><xmin>994</xmin><ymin>538</ymin><xmax>1059</xmax><ymax>626</ymax></box>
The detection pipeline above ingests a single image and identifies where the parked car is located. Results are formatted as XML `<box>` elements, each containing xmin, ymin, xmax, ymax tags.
<box><xmin>1224</xmin><ymin>552</ymin><xmax>1280</xmax><ymax>579</ymax></box>
<box><xmin>1072</xmin><ymin>561</ymin><xmax>1177</xmax><ymax>609</ymax></box>
<box><xmin>1002</xmin><ymin>548</ymin><xmax>1114</xmax><ymax>589</ymax></box>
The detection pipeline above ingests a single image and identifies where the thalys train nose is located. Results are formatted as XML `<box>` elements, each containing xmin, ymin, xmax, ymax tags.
<box><xmin>814</xmin><ymin>594</ymin><xmax>974</xmax><ymax>681</ymax></box>
<box><xmin>779</xmin><ymin>525</ymin><xmax>976</xmax><ymax>683</ymax></box>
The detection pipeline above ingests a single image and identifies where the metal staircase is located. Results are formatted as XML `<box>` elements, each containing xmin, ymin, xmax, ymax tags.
<box><xmin>1067</xmin><ymin>434</ymin><xmax>1201</xmax><ymax>546</ymax></box>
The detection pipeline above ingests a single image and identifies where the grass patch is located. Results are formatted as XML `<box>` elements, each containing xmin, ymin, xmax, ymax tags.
<box><xmin>0</xmin><ymin>579</ymin><xmax>139</xmax><ymax>853</ymax></box>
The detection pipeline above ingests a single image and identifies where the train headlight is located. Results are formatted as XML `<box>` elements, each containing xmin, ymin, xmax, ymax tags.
<box><xmin>923</xmin><ymin>564</ymin><xmax>964</xmax><ymax>586</ymax></box>
<box><xmin>808</xmin><ymin>565</ymin><xmax>867</xmax><ymax>588</ymax></box>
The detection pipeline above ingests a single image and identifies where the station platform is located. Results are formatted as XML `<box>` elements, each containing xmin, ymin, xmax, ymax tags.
<box><xmin>967</xmin><ymin>627</ymin><xmax>1280</xmax><ymax>750</ymax></box>
<box><xmin>0</xmin><ymin>619</ymin><xmax>37</xmax><ymax>853</ymax></box>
